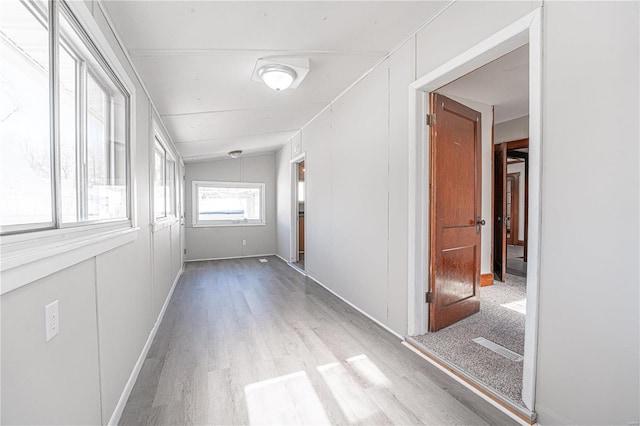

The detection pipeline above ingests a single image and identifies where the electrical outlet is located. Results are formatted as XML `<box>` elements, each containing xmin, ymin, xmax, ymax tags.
<box><xmin>45</xmin><ymin>300</ymin><xmax>59</xmax><ymax>342</ymax></box>
<box><xmin>242</xmin><ymin>239</ymin><xmax>247</xmax><ymax>246</ymax></box>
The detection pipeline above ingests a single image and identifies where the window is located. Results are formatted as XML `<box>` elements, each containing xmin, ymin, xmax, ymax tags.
<box><xmin>0</xmin><ymin>0</ymin><xmax>130</xmax><ymax>234</ymax></box>
<box><xmin>193</xmin><ymin>181</ymin><xmax>265</xmax><ymax>227</ymax></box>
<box><xmin>154</xmin><ymin>137</ymin><xmax>177</xmax><ymax>220</ymax></box>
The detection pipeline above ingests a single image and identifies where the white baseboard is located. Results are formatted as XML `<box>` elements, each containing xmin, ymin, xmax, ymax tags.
<box><xmin>107</xmin><ymin>267</ymin><xmax>184</xmax><ymax>426</ymax></box>
<box><xmin>401</xmin><ymin>341</ymin><xmax>534</xmax><ymax>426</ymax></box>
<box><xmin>305</xmin><ymin>273</ymin><xmax>404</xmax><ymax>341</ymax></box>
<box><xmin>185</xmin><ymin>253</ymin><xmax>275</xmax><ymax>262</ymax></box>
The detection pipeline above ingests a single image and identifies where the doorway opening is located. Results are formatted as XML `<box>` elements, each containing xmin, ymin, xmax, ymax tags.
<box><xmin>406</xmin><ymin>10</ymin><xmax>542</xmax><ymax>424</ymax></box>
<box><xmin>291</xmin><ymin>157</ymin><xmax>305</xmax><ymax>272</ymax></box>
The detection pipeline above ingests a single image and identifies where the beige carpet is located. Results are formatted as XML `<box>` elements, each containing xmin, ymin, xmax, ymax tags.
<box><xmin>412</xmin><ymin>274</ymin><xmax>526</xmax><ymax>406</ymax></box>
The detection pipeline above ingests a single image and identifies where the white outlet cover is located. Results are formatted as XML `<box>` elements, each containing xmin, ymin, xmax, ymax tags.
<box><xmin>45</xmin><ymin>300</ymin><xmax>59</xmax><ymax>342</ymax></box>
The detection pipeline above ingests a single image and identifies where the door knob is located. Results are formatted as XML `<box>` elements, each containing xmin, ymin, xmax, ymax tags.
<box><xmin>477</xmin><ymin>218</ymin><xmax>486</xmax><ymax>226</ymax></box>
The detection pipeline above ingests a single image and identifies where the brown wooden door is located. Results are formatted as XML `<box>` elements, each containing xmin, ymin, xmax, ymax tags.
<box><xmin>429</xmin><ymin>93</ymin><xmax>482</xmax><ymax>332</ymax></box>
<box><xmin>493</xmin><ymin>143</ymin><xmax>507</xmax><ymax>281</ymax></box>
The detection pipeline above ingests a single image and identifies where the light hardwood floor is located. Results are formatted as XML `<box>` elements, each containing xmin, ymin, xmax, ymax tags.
<box><xmin>120</xmin><ymin>256</ymin><xmax>515</xmax><ymax>425</ymax></box>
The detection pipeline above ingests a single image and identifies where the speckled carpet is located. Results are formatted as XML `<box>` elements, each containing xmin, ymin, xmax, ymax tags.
<box><xmin>413</xmin><ymin>274</ymin><xmax>527</xmax><ymax>406</ymax></box>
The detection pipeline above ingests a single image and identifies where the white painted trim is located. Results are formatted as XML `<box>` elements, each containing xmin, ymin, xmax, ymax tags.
<box><xmin>406</xmin><ymin>8</ymin><xmax>543</xmax><ymax>412</ymax></box>
<box><xmin>307</xmin><ymin>273</ymin><xmax>404</xmax><ymax>341</ymax></box>
<box><xmin>401</xmin><ymin>342</ymin><xmax>532</xmax><ymax>426</ymax></box>
<box><xmin>185</xmin><ymin>254</ymin><xmax>275</xmax><ymax>263</ymax></box>
<box><xmin>107</xmin><ymin>266</ymin><xmax>184</xmax><ymax>426</ymax></box>
<box><xmin>1</xmin><ymin>227</ymin><xmax>139</xmax><ymax>295</ymax></box>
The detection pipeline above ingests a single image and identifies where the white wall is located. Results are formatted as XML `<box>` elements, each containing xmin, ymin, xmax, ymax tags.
<box><xmin>275</xmin><ymin>1</ymin><xmax>639</xmax><ymax>424</ymax></box>
<box><xmin>495</xmin><ymin>115</ymin><xmax>529</xmax><ymax>143</ymax></box>
<box><xmin>535</xmin><ymin>2</ymin><xmax>639</xmax><ymax>424</ymax></box>
<box><xmin>1</xmin><ymin>2</ymin><xmax>184</xmax><ymax>424</ymax></box>
<box><xmin>184</xmin><ymin>154</ymin><xmax>276</xmax><ymax>261</ymax></box>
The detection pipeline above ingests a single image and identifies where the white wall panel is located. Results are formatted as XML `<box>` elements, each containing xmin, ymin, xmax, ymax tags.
<box><xmin>416</xmin><ymin>1</ymin><xmax>541</xmax><ymax>77</ymax></box>
<box><xmin>95</xmin><ymin>238</ymin><xmax>154</xmax><ymax>423</ymax></box>
<box><xmin>1</xmin><ymin>260</ymin><xmax>102</xmax><ymax>425</ymax></box>
<box><xmin>276</xmin><ymin>140</ymin><xmax>292</xmax><ymax>260</ymax></box>
<box><xmin>387</xmin><ymin>38</ymin><xmax>415</xmax><ymax>333</ymax></box>
<box><xmin>535</xmin><ymin>2</ymin><xmax>639</xmax><ymax>424</ymax></box>
<box><xmin>303</xmin><ymin>110</ymin><xmax>334</xmax><ymax>286</ymax></box>
<box><xmin>328</xmin><ymin>63</ymin><xmax>389</xmax><ymax>322</ymax></box>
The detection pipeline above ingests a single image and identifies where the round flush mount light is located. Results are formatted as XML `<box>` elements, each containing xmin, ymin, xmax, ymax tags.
<box><xmin>228</xmin><ymin>150</ymin><xmax>242</xmax><ymax>159</ymax></box>
<box><xmin>257</xmin><ymin>64</ymin><xmax>297</xmax><ymax>91</ymax></box>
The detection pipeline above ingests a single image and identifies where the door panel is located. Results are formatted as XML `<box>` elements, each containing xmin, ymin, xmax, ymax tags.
<box><xmin>493</xmin><ymin>143</ymin><xmax>506</xmax><ymax>281</ymax></box>
<box><xmin>429</xmin><ymin>93</ymin><xmax>481</xmax><ymax>332</ymax></box>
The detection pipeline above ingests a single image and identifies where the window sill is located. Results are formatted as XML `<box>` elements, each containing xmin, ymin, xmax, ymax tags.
<box><xmin>1</xmin><ymin>225</ymin><xmax>139</xmax><ymax>295</ymax></box>
<box><xmin>153</xmin><ymin>217</ymin><xmax>178</xmax><ymax>233</ymax></box>
<box><xmin>190</xmin><ymin>222</ymin><xmax>267</xmax><ymax>228</ymax></box>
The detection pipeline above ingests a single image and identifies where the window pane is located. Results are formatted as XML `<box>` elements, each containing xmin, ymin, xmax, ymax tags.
<box><xmin>0</xmin><ymin>1</ymin><xmax>52</xmax><ymax>227</ymax></box>
<box><xmin>198</xmin><ymin>186</ymin><xmax>261</xmax><ymax>222</ymax></box>
<box><xmin>60</xmin><ymin>46</ymin><xmax>77</xmax><ymax>222</ymax></box>
<box><xmin>166</xmin><ymin>158</ymin><xmax>176</xmax><ymax>217</ymax></box>
<box><xmin>154</xmin><ymin>145</ymin><xmax>165</xmax><ymax>218</ymax></box>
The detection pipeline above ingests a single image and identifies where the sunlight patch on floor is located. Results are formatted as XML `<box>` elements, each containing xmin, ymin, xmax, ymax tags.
<box><xmin>317</xmin><ymin>362</ymin><xmax>378</xmax><ymax>423</ymax></box>
<box><xmin>501</xmin><ymin>298</ymin><xmax>527</xmax><ymax>314</ymax></box>
<box><xmin>346</xmin><ymin>354</ymin><xmax>391</xmax><ymax>387</ymax></box>
<box><xmin>244</xmin><ymin>371</ymin><xmax>330</xmax><ymax>425</ymax></box>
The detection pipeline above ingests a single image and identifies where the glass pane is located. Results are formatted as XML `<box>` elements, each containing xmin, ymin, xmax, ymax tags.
<box><xmin>166</xmin><ymin>158</ymin><xmax>175</xmax><ymax>217</ymax></box>
<box><xmin>86</xmin><ymin>73</ymin><xmax>108</xmax><ymax>220</ymax></box>
<box><xmin>154</xmin><ymin>145</ymin><xmax>165</xmax><ymax>218</ymax></box>
<box><xmin>198</xmin><ymin>186</ymin><xmax>261</xmax><ymax>222</ymax></box>
<box><xmin>60</xmin><ymin>45</ymin><xmax>77</xmax><ymax>222</ymax></box>
<box><xmin>0</xmin><ymin>1</ymin><xmax>52</xmax><ymax>228</ymax></box>
<box><xmin>59</xmin><ymin>8</ymin><xmax>128</xmax><ymax>224</ymax></box>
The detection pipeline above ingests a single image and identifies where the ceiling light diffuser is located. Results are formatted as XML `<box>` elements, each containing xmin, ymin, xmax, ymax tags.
<box><xmin>228</xmin><ymin>150</ymin><xmax>242</xmax><ymax>159</ymax></box>
<box><xmin>257</xmin><ymin>65</ymin><xmax>297</xmax><ymax>91</ymax></box>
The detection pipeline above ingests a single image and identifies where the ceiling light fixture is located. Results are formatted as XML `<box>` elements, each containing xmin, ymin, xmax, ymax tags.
<box><xmin>228</xmin><ymin>150</ymin><xmax>242</xmax><ymax>159</ymax></box>
<box><xmin>252</xmin><ymin>57</ymin><xmax>309</xmax><ymax>91</ymax></box>
<box><xmin>257</xmin><ymin>64</ymin><xmax>297</xmax><ymax>91</ymax></box>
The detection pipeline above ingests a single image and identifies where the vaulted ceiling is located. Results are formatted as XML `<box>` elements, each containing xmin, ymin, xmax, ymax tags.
<box><xmin>101</xmin><ymin>1</ymin><xmax>449</xmax><ymax>161</ymax></box>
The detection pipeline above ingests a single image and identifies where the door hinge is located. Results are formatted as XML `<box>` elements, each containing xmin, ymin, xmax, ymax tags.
<box><xmin>425</xmin><ymin>114</ymin><xmax>434</xmax><ymax>126</ymax></box>
<box><xmin>425</xmin><ymin>291</ymin><xmax>434</xmax><ymax>304</ymax></box>
<box><xmin>183</xmin><ymin>249</ymin><xmax>186</xmax><ymax>254</ymax></box>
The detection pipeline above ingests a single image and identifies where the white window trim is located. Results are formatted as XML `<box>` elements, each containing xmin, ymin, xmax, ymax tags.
<box><xmin>0</xmin><ymin>0</ymin><xmax>138</xmax><ymax>294</ymax></box>
<box><xmin>152</xmin><ymin>123</ymin><xmax>179</xmax><ymax>232</ymax></box>
<box><xmin>192</xmin><ymin>181</ymin><xmax>266</xmax><ymax>228</ymax></box>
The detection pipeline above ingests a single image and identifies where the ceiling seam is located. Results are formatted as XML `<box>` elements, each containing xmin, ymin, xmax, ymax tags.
<box><xmin>162</xmin><ymin>103</ymin><xmax>327</xmax><ymax>118</ymax></box>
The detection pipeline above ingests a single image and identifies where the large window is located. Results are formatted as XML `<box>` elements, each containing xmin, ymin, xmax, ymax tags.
<box><xmin>192</xmin><ymin>181</ymin><xmax>265</xmax><ymax>227</ymax></box>
<box><xmin>154</xmin><ymin>137</ymin><xmax>176</xmax><ymax>220</ymax></box>
<box><xmin>0</xmin><ymin>0</ymin><xmax>130</xmax><ymax>234</ymax></box>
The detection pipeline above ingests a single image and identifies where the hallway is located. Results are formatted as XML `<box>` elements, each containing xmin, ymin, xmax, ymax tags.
<box><xmin>120</xmin><ymin>257</ymin><xmax>513</xmax><ymax>425</ymax></box>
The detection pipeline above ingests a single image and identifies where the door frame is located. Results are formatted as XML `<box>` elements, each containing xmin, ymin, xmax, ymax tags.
<box><xmin>407</xmin><ymin>8</ymin><xmax>542</xmax><ymax>411</ymax></box>
<box><xmin>289</xmin><ymin>152</ymin><xmax>306</xmax><ymax>263</ymax></box>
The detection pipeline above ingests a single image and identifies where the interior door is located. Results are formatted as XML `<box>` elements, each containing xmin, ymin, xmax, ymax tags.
<box><xmin>493</xmin><ymin>143</ymin><xmax>507</xmax><ymax>281</ymax></box>
<box><xmin>428</xmin><ymin>93</ymin><xmax>482</xmax><ymax>332</ymax></box>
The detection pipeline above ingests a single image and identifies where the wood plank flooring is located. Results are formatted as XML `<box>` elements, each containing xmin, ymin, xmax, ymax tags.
<box><xmin>120</xmin><ymin>256</ymin><xmax>515</xmax><ymax>425</ymax></box>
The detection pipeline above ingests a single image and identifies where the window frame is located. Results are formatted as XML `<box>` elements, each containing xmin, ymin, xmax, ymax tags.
<box><xmin>1</xmin><ymin>0</ymin><xmax>139</xmax><ymax>294</ymax></box>
<box><xmin>0</xmin><ymin>0</ymin><xmax>132</xmax><ymax>235</ymax></box>
<box><xmin>192</xmin><ymin>181</ymin><xmax>266</xmax><ymax>228</ymax></box>
<box><xmin>153</xmin><ymin>132</ymin><xmax>178</xmax><ymax>224</ymax></box>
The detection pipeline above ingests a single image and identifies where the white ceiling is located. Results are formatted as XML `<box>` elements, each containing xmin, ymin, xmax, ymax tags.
<box><xmin>438</xmin><ymin>44</ymin><xmax>529</xmax><ymax>124</ymax></box>
<box><xmin>101</xmin><ymin>1</ymin><xmax>449</xmax><ymax>161</ymax></box>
